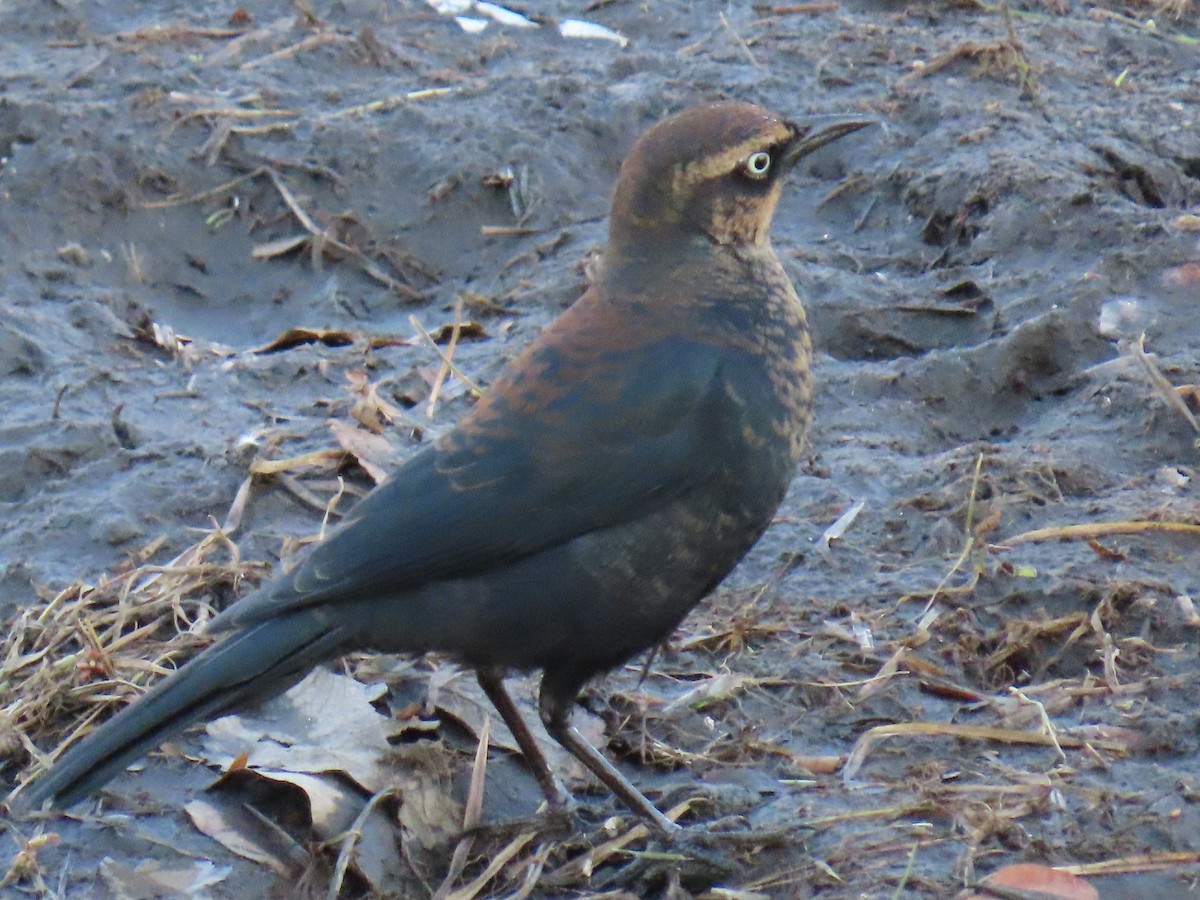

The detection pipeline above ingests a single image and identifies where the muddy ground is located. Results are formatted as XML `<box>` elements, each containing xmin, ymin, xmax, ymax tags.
<box><xmin>1</xmin><ymin>0</ymin><xmax>1199</xmax><ymax>897</ymax></box>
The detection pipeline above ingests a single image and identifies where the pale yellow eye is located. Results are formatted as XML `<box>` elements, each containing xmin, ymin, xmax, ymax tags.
<box><xmin>743</xmin><ymin>150</ymin><xmax>772</xmax><ymax>179</ymax></box>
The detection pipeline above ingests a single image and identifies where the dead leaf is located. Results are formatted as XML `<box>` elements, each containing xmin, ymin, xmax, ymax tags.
<box><xmin>425</xmin><ymin>320</ymin><xmax>486</xmax><ymax>344</ymax></box>
<box><xmin>250</xmin><ymin>326</ymin><xmax>358</xmax><ymax>353</ymax></box>
<box><xmin>789</xmin><ymin>754</ymin><xmax>842</xmax><ymax>775</ymax></box>
<box><xmin>397</xmin><ymin>772</ymin><xmax>462</xmax><ymax>851</ymax></box>
<box><xmin>1162</xmin><ymin>262</ymin><xmax>1200</xmax><ymax>287</ymax></box>
<box><xmin>200</xmin><ymin>668</ymin><xmax>401</xmax><ymax>792</ymax></box>
<box><xmin>962</xmin><ymin>862</ymin><xmax>1099</xmax><ymax>900</ymax></box>
<box><xmin>98</xmin><ymin>858</ymin><xmax>232</xmax><ymax>898</ymax></box>
<box><xmin>328</xmin><ymin>419</ymin><xmax>404</xmax><ymax>483</ymax></box>
<box><xmin>185</xmin><ymin>798</ymin><xmax>295</xmax><ymax>876</ymax></box>
<box><xmin>242</xmin><ymin>770</ymin><xmax>405</xmax><ymax>892</ymax></box>
<box><xmin>346</xmin><ymin>369</ymin><xmax>415</xmax><ymax>434</ymax></box>
<box><xmin>249</xmin><ymin>447</ymin><xmax>346</xmax><ymax>477</ymax></box>
<box><xmin>250</xmin><ymin>233</ymin><xmax>311</xmax><ymax>260</ymax></box>
<box><xmin>661</xmin><ymin>671</ymin><xmax>751</xmax><ymax>714</ymax></box>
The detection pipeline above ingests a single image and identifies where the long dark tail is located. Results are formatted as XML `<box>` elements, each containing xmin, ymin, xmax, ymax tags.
<box><xmin>13</xmin><ymin>611</ymin><xmax>346</xmax><ymax>811</ymax></box>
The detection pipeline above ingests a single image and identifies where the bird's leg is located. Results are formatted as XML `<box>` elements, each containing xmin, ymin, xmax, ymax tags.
<box><xmin>475</xmin><ymin>668</ymin><xmax>569</xmax><ymax>811</ymax></box>
<box><xmin>538</xmin><ymin>677</ymin><xmax>681</xmax><ymax>836</ymax></box>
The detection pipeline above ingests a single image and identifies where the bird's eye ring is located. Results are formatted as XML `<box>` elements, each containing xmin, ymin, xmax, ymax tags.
<box><xmin>742</xmin><ymin>150</ymin><xmax>772</xmax><ymax>179</ymax></box>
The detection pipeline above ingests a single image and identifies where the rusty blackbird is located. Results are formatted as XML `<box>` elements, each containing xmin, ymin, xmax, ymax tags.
<box><xmin>14</xmin><ymin>102</ymin><xmax>869</xmax><ymax>834</ymax></box>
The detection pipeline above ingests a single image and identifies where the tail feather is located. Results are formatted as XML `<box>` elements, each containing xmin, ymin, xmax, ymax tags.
<box><xmin>13</xmin><ymin>611</ymin><xmax>345</xmax><ymax>811</ymax></box>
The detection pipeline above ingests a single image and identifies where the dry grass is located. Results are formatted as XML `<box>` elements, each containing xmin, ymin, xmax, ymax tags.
<box><xmin>1</xmin><ymin>527</ymin><xmax>268</xmax><ymax>792</ymax></box>
<box><xmin>5</xmin><ymin>446</ymin><xmax>1200</xmax><ymax>896</ymax></box>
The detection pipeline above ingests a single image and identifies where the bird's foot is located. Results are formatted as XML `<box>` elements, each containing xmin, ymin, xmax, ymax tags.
<box><xmin>673</xmin><ymin>816</ymin><xmax>813</xmax><ymax>849</ymax></box>
<box><xmin>580</xmin><ymin>818</ymin><xmax>742</xmax><ymax>892</ymax></box>
<box><xmin>649</xmin><ymin>782</ymin><xmax>814</xmax><ymax>847</ymax></box>
<box><xmin>601</xmin><ymin>815</ymin><xmax>813</xmax><ymax>891</ymax></box>
<box><xmin>461</xmin><ymin>798</ymin><xmax>591</xmax><ymax>843</ymax></box>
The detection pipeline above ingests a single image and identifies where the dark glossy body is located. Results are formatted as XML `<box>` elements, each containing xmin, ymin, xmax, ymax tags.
<box><xmin>15</xmin><ymin>103</ymin><xmax>867</xmax><ymax>829</ymax></box>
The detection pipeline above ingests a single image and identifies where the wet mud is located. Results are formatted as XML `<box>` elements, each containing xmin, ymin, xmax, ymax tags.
<box><xmin>1</xmin><ymin>0</ymin><xmax>1199</xmax><ymax>897</ymax></box>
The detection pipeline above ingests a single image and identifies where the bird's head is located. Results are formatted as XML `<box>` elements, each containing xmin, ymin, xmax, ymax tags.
<box><xmin>608</xmin><ymin>102</ymin><xmax>869</xmax><ymax>253</ymax></box>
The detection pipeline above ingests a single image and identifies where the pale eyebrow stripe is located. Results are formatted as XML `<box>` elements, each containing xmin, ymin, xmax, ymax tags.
<box><xmin>674</xmin><ymin>124</ymin><xmax>793</xmax><ymax>186</ymax></box>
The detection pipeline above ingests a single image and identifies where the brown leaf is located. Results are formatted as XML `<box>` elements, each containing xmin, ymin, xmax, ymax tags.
<box><xmin>345</xmin><ymin>370</ymin><xmax>415</xmax><ymax>434</ymax></box>
<box><xmin>1162</xmin><ymin>262</ymin><xmax>1200</xmax><ymax>287</ymax></box>
<box><xmin>328</xmin><ymin>418</ymin><xmax>404</xmax><ymax>483</ymax></box>
<box><xmin>200</xmin><ymin>668</ymin><xmax>402</xmax><ymax>792</ymax></box>
<box><xmin>397</xmin><ymin>773</ymin><xmax>462</xmax><ymax>851</ymax></box>
<box><xmin>250</xmin><ymin>233</ymin><xmax>310</xmax><ymax>259</ymax></box>
<box><xmin>185</xmin><ymin>798</ymin><xmax>296</xmax><ymax>876</ymax></box>
<box><xmin>962</xmin><ymin>862</ymin><xmax>1099</xmax><ymax>900</ymax></box>
<box><xmin>99</xmin><ymin>858</ymin><xmax>232</xmax><ymax>896</ymax></box>
<box><xmin>426</xmin><ymin>320</ymin><xmax>487</xmax><ymax>344</ymax></box>
<box><xmin>250</xmin><ymin>326</ymin><xmax>357</xmax><ymax>354</ymax></box>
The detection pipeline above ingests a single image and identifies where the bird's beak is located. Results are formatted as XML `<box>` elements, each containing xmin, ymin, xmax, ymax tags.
<box><xmin>781</xmin><ymin>117</ymin><xmax>874</xmax><ymax>169</ymax></box>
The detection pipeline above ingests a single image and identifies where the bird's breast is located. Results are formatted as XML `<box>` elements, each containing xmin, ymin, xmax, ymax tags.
<box><xmin>687</xmin><ymin>248</ymin><xmax>814</xmax><ymax>468</ymax></box>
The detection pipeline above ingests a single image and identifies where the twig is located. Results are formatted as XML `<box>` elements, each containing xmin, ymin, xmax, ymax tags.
<box><xmin>243</xmin><ymin>30</ymin><xmax>351</xmax><ymax>70</ymax></box>
<box><xmin>321</xmin><ymin>88</ymin><xmax>457</xmax><ymax>121</ymax></box>
<box><xmin>264</xmin><ymin>168</ymin><xmax>424</xmax><ymax>298</ymax></box>
<box><xmin>997</xmin><ymin>519</ymin><xmax>1200</xmax><ymax>547</ymax></box>
<box><xmin>410</xmin><ymin>310</ymin><xmax>483</xmax><ymax>415</ymax></box>
<box><xmin>141</xmin><ymin>167</ymin><xmax>268</xmax><ymax>210</ymax></box>
<box><xmin>433</xmin><ymin>716</ymin><xmax>491</xmax><ymax>899</ymax></box>
<box><xmin>439</xmin><ymin>831</ymin><xmax>537</xmax><ymax>900</ymax></box>
<box><xmin>912</xmin><ymin>452</ymin><xmax>985</xmax><ymax>614</ymax></box>
<box><xmin>1131</xmin><ymin>333</ymin><xmax>1200</xmax><ymax>433</ymax></box>
<box><xmin>424</xmin><ymin>297</ymin><xmax>470</xmax><ymax>418</ymax></box>
<box><xmin>719</xmin><ymin>11</ymin><xmax>760</xmax><ymax>66</ymax></box>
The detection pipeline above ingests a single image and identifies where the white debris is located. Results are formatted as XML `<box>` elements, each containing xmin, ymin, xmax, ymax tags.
<box><xmin>559</xmin><ymin>18</ymin><xmax>629</xmax><ymax>47</ymax></box>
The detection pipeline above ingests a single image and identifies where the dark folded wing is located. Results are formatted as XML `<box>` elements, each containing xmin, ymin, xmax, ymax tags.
<box><xmin>215</xmin><ymin>338</ymin><xmax>736</xmax><ymax>628</ymax></box>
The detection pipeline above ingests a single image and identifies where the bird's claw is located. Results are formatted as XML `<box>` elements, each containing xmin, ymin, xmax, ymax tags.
<box><xmin>601</xmin><ymin>816</ymin><xmax>812</xmax><ymax>892</ymax></box>
<box><xmin>663</xmin><ymin>817</ymin><xmax>813</xmax><ymax>850</ymax></box>
<box><xmin>461</xmin><ymin>798</ymin><xmax>591</xmax><ymax>843</ymax></box>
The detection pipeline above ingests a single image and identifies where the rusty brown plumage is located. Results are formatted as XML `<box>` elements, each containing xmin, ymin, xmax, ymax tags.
<box><xmin>14</xmin><ymin>103</ymin><xmax>870</xmax><ymax>834</ymax></box>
